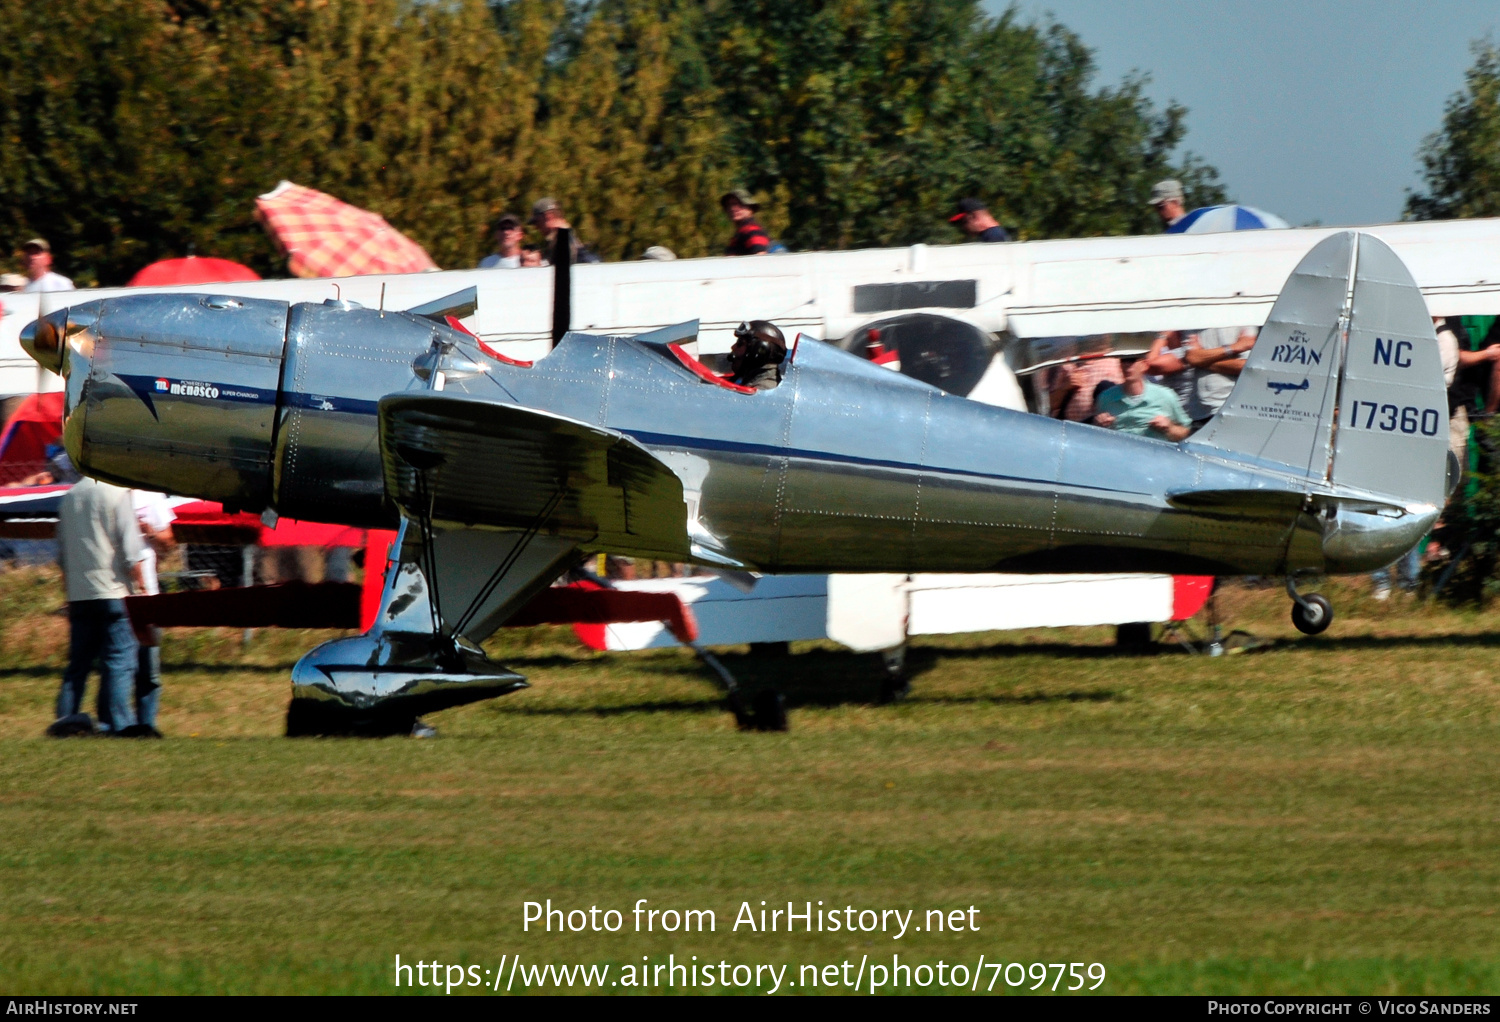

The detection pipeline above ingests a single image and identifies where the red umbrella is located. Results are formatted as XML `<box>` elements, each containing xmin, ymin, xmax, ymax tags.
<box><xmin>255</xmin><ymin>180</ymin><xmax>438</xmax><ymax>278</ymax></box>
<box><xmin>0</xmin><ymin>391</ymin><xmax>63</xmax><ymax>485</ymax></box>
<box><xmin>127</xmin><ymin>256</ymin><xmax>261</xmax><ymax>287</ymax></box>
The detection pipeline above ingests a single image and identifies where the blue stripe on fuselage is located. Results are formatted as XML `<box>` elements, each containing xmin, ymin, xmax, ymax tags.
<box><xmin>624</xmin><ymin>429</ymin><xmax>1148</xmax><ymax>498</ymax></box>
<box><xmin>116</xmin><ymin>373</ymin><xmax>1153</xmax><ymax>498</ymax></box>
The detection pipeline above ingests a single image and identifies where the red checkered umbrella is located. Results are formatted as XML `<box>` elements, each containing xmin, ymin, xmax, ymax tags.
<box><xmin>254</xmin><ymin>180</ymin><xmax>438</xmax><ymax>278</ymax></box>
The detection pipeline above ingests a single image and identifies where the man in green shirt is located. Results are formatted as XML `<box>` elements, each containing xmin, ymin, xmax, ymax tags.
<box><xmin>1093</xmin><ymin>358</ymin><xmax>1191</xmax><ymax>441</ymax></box>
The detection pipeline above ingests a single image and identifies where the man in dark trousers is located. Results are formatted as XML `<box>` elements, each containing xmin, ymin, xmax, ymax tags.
<box><xmin>721</xmin><ymin>190</ymin><xmax>770</xmax><ymax>256</ymax></box>
<box><xmin>50</xmin><ymin>477</ymin><xmax>150</xmax><ymax>737</ymax></box>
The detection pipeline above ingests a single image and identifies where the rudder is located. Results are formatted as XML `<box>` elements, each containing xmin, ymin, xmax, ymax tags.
<box><xmin>1329</xmin><ymin>233</ymin><xmax>1448</xmax><ymax>507</ymax></box>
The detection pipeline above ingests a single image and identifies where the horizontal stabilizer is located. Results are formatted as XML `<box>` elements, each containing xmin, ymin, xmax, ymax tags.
<box><xmin>1165</xmin><ymin>489</ymin><xmax>1309</xmax><ymax>515</ymax></box>
<box><xmin>379</xmin><ymin>394</ymin><xmax>690</xmax><ymax>560</ymax></box>
<box><xmin>1167</xmin><ymin>488</ymin><xmax>1413</xmax><ymax>521</ymax></box>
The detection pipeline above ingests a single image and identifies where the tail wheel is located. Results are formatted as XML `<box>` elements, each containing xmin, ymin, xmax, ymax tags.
<box><xmin>1291</xmin><ymin>594</ymin><xmax>1333</xmax><ymax>635</ymax></box>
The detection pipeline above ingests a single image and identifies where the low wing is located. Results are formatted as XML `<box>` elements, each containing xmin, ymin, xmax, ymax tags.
<box><xmin>379</xmin><ymin>394</ymin><xmax>690</xmax><ymax>560</ymax></box>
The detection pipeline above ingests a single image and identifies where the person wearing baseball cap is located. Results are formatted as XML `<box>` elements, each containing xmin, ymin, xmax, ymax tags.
<box><xmin>721</xmin><ymin>189</ymin><xmax>770</xmax><ymax>256</ymax></box>
<box><xmin>1149</xmin><ymin>180</ymin><xmax>1187</xmax><ymax>231</ymax></box>
<box><xmin>529</xmin><ymin>198</ymin><xmax>600</xmax><ymax>265</ymax></box>
<box><xmin>949</xmin><ymin>199</ymin><xmax>1009</xmax><ymax>242</ymax></box>
<box><xmin>20</xmin><ymin>238</ymin><xmax>73</xmax><ymax>293</ymax></box>
<box><xmin>479</xmin><ymin>213</ymin><xmax>524</xmax><ymax>269</ymax></box>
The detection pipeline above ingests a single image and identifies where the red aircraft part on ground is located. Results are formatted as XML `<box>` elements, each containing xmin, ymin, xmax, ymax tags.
<box><xmin>1172</xmin><ymin>576</ymin><xmax>1214</xmax><ymax>621</ymax></box>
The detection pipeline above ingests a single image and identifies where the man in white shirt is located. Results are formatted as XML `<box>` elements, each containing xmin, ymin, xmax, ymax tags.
<box><xmin>51</xmin><ymin>478</ymin><xmax>147</xmax><ymax>736</ymax></box>
<box><xmin>20</xmin><ymin>238</ymin><xmax>73</xmax><ymax>292</ymax></box>
<box><xmin>1183</xmin><ymin>326</ymin><xmax>1258</xmax><ymax>428</ymax></box>
<box><xmin>129</xmin><ymin>490</ymin><xmax>176</xmax><ymax>735</ymax></box>
<box><xmin>478</xmin><ymin>214</ymin><xmax>523</xmax><ymax>269</ymax></box>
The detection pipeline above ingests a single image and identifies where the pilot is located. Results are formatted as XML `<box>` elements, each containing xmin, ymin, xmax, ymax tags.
<box><xmin>728</xmin><ymin>320</ymin><xmax>787</xmax><ymax>390</ymax></box>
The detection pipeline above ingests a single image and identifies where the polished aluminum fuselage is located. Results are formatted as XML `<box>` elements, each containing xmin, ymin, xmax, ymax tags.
<box><xmin>46</xmin><ymin>292</ymin><xmax>1409</xmax><ymax>578</ymax></box>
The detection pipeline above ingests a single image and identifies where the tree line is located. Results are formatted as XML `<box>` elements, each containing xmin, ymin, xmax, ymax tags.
<box><xmin>1407</xmin><ymin>39</ymin><xmax>1500</xmax><ymax>221</ymax></box>
<box><xmin>0</xmin><ymin>0</ymin><xmax>1229</xmax><ymax>286</ymax></box>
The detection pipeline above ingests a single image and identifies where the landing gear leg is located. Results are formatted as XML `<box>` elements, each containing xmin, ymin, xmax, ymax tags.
<box><xmin>878</xmin><ymin>644</ymin><xmax>909</xmax><ymax>703</ymax></box>
<box><xmin>1287</xmin><ymin>576</ymin><xmax>1334</xmax><ymax>635</ymax></box>
<box><xmin>1114</xmin><ymin>622</ymin><xmax>1155</xmax><ymax>651</ymax></box>
<box><xmin>691</xmin><ymin>643</ymin><xmax>787</xmax><ymax>731</ymax></box>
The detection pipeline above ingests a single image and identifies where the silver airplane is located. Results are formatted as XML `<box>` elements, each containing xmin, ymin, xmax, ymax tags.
<box><xmin>21</xmin><ymin>231</ymin><xmax>1452</xmax><ymax>734</ymax></box>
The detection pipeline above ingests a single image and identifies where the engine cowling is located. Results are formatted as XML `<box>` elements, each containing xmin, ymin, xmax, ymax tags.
<box><xmin>34</xmin><ymin>294</ymin><xmax>290</xmax><ymax>509</ymax></box>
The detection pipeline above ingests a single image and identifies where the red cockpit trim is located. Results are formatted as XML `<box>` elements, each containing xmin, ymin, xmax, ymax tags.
<box><xmin>667</xmin><ymin>342</ymin><xmax>757</xmax><ymax>394</ymax></box>
<box><xmin>446</xmin><ymin>316</ymin><xmax>533</xmax><ymax>367</ymax></box>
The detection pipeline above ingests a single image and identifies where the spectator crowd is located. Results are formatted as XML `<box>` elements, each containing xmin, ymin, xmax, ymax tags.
<box><xmin>473</xmin><ymin>191</ymin><xmax>1015</xmax><ymax>269</ymax></box>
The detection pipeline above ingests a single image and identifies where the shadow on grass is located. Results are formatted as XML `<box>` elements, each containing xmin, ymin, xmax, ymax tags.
<box><xmin>506</xmin><ymin>698</ymin><xmax>723</xmax><ymax>718</ymax></box>
<box><xmin>0</xmin><ymin>661</ymin><xmax>300</xmax><ymax>680</ymax></box>
<box><xmin>905</xmin><ymin>641</ymin><xmax>1178</xmax><ymax>660</ymax></box>
<box><xmin>159</xmin><ymin>662</ymin><xmax>299</xmax><ymax>674</ymax></box>
<box><xmin>504</xmin><ymin>685</ymin><xmax>1121</xmax><ymax>718</ymax></box>
<box><xmin>1199</xmin><ymin>631</ymin><xmax>1500</xmax><ymax>656</ymax></box>
<box><xmin>1303</xmin><ymin>632</ymin><xmax>1500</xmax><ymax>651</ymax></box>
<box><xmin>919</xmin><ymin>689</ymin><xmax>1119</xmax><ymax>706</ymax></box>
<box><xmin>502</xmin><ymin>645</ymin><xmax>1121</xmax><ymax>715</ymax></box>
<box><xmin>500</xmin><ymin>653</ymin><xmax>619</xmax><ymax>670</ymax></box>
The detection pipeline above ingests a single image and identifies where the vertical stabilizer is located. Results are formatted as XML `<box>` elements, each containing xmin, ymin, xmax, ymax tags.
<box><xmin>1329</xmin><ymin>233</ymin><xmax>1448</xmax><ymax>506</ymax></box>
<box><xmin>1187</xmin><ymin>231</ymin><xmax>1354</xmax><ymax>477</ymax></box>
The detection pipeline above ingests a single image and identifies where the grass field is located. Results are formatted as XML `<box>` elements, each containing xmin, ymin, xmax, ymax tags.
<box><xmin>1</xmin><ymin>566</ymin><xmax>1499</xmax><ymax>995</ymax></box>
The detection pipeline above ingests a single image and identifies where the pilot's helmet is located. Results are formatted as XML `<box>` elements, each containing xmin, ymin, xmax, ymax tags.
<box><xmin>733</xmin><ymin>320</ymin><xmax>787</xmax><ymax>366</ymax></box>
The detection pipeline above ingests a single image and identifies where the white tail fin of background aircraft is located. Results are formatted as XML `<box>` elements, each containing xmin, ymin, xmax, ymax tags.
<box><xmin>1188</xmin><ymin>231</ymin><xmax>1449</xmax><ymax>508</ymax></box>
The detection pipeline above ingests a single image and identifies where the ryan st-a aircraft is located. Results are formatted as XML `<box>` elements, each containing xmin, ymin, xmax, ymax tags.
<box><xmin>21</xmin><ymin>230</ymin><xmax>1455</xmax><ymax>734</ymax></box>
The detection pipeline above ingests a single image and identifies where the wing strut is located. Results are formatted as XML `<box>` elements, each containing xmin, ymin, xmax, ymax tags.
<box><xmin>449</xmin><ymin>487</ymin><xmax>565</xmax><ymax>638</ymax></box>
<box><xmin>397</xmin><ymin>444</ymin><xmax>567</xmax><ymax>660</ymax></box>
<box><xmin>404</xmin><ymin>457</ymin><xmax>447</xmax><ymax>642</ymax></box>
